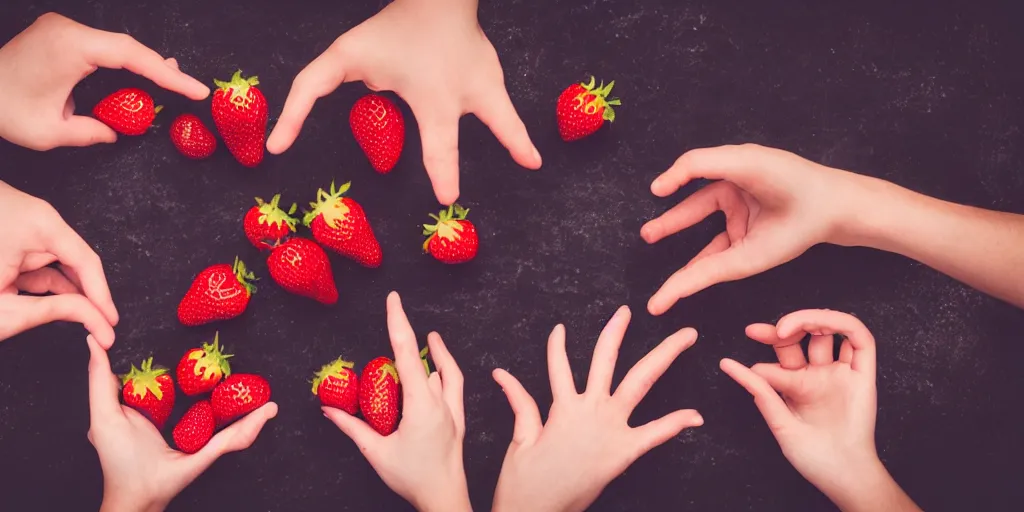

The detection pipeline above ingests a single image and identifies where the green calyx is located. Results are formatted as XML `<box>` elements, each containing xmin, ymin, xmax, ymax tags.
<box><xmin>577</xmin><ymin>76</ymin><xmax>621</xmax><ymax>122</ymax></box>
<box><xmin>213</xmin><ymin>70</ymin><xmax>260</xmax><ymax>104</ymax></box>
<box><xmin>311</xmin><ymin>357</ymin><xmax>355</xmax><ymax>395</ymax></box>
<box><xmin>196</xmin><ymin>331</ymin><xmax>233</xmax><ymax>379</ymax></box>
<box><xmin>302</xmin><ymin>180</ymin><xmax>352</xmax><ymax>227</ymax></box>
<box><xmin>375</xmin><ymin>360</ymin><xmax>400</xmax><ymax>387</ymax></box>
<box><xmin>422</xmin><ymin>204</ymin><xmax>470</xmax><ymax>251</ymax></box>
<box><xmin>420</xmin><ymin>346</ymin><xmax>430</xmax><ymax>375</ymax></box>
<box><xmin>120</xmin><ymin>357</ymin><xmax>167</xmax><ymax>400</ymax></box>
<box><xmin>255</xmin><ymin>194</ymin><xmax>299</xmax><ymax>231</ymax></box>
<box><xmin>232</xmin><ymin>256</ymin><xmax>258</xmax><ymax>296</ymax></box>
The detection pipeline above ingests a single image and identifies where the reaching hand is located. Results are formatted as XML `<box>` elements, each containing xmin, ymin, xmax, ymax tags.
<box><xmin>0</xmin><ymin>181</ymin><xmax>119</xmax><ymax>346</ymax></box>
<box><xmin>720</xmin><ymin>309</ymin><xmax>919</xmax><ymax>512</ymax></box>
<box><xmin>267</xmin><ymin>0</ymin><xmax>542</xmax><ymax>205</ymax></box>
<box><xmin>492</xmin><ymin>306</ymin><xmax>703</xmax><ymax>512</ymax></box>
<box><xmin>0</xmin><ymin>12</ymin><xmax>209</xmax><ymax>150</ymax></box>
<box><xmin>642</xmin><ymin>144</ymin><xmax>868</xmax><ymax>315</ymax></box>
<box><xmin>87</xmin><ymin>336</ymin><xmax>278</xmax><ymax>512</ymax></box>
<box><xmin>324</xmin><ymin>292</ymin><xmax>470</xmax><ymax>512</ymax></box>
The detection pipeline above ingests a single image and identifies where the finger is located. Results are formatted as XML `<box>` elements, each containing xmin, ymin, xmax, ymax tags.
<box><xmin>4</xmin><ymin>294</ymin><xmax>115</xmax><ymax>348</ymax></box>
<box><xmin>20</xmin><ymin>252</ymin><xmax>57</xmax><ymax>272</ymax></box>
<box><xmin>492</xmin><ymin>369</ymin><xmax>542</xmax><ymax>446</ymax></box>
<box><xmin>719</xmin><ymin>358</ymin><xmax>795</xmax><ymax>432</ymax></box>
<box><xmin>413</xmin><ymin>107</ymin><xmax>461</xmax><ymax>206</ymax></box>
<box><xmin>54</xmin><ymin>116</ymin><xmax>118</xmax><ymax>147</ymax></box>
<box><xmin>186</xmin><ymin>403</ymin><xmax>278</xmax><ymax>475</ymax></box>
<box><xmin>86</xmin><ymin>335</ymin><xmax>123</xmax><ymax>420</ymax></box>
<box><xmin>40</xmin><ymin>221</ymin><xmax>118</xmax><ymax>326</ymax></box>
<box><xmin>427</xmin><ymin>372</ymin><xmax>443</xmax><ymax>397</ymax></box>
<box><xmin>776</xmin><ymin>310</ymin><xmax>876</xmax><ymax>375</ymax></box>
<box><xmin>59</xmin><ymin>264</ymin><xmax>84</xmax><ymax>291</ymax></box>
<box><xmin>746</xmin><ymin>323</ymin><xmax>807</xmax><ymax>370</ymax></box>
<box><xmin>650</xmin><ymin>144</ymin><xmax>777</xmax><ymax>197</ymax></box>
<box><xmin>632</xmin><ymin>409</ymin><xmax>704</xmax><ymax>458</ymax></box>
<box><xmin>838</xmin><ymin>338</ymin><xmax>854</xmax><ymax>364</ymax></box>
<box><xmin>641</xmin><ymin>181</ymin><xmax>749</xmax><ymax>245</ymax></box>
<box><xmin>267</xmin><ymin>46</ymin><xmax>348</xmax><ymax>154</ymax></box>
<box><xmin>428</xmin><ymin>332</ymin><xmax>465</xmax><ymax>430</ymax></box>
<box><xmin>586</xmin><ymin>306</ymin><xmax>631</xmax><ymax>396</ymax></box>
<box><xmin>324</xmin><ymin>405</ymin><xmax>381</xmax><ymax>452</ymax></box>
<box><xmin>546</xmin><ymin>324</ymin><xmax>576</xmax><ymax>399</ymax></box>
<box><xmin>614</xmin><ymin>327</ymin><xmax>698</xmax><ymax>411</ymax></box>
<box><xmin>385</xmin><ymin>292</ymin><xmax>428</xmax><ymax>398</ymax></box>
<box><xmin>648</xmin><ymin>244</ymin><xmax>760</xmax><ymax>315</ymax></box>
<box><xmin>88</xmin><ymin>32</ymin><xmax>209</xmax><ymax>100</ymax></box>
<box><xmin>472</xmin><ymin>88</ymin><xmax>541</xmax><ymax>170</ymax></box>
<box><xmin>749</xmin><ymin>362</ymin><xmax>799</xmax><ymax>395</ymax></box>
<box><xmin>807</xmin><ymin>334</ymin><xmax>834</xmax><ymax>365</ymax></box>
<box><xmin>15</xmin><ymin>267</ymin><xmax>80</xmax><ymax>295</ymax></box>
<box><xmin>686</xmin><ymin>232</ymin><xmax>731</xmax><ymax>266</ymax></box>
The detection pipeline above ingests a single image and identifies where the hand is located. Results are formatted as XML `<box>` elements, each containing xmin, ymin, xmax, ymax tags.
<box><xmin>324</xmin><ymin>292</ymin><xmax>470</xmax><ymax>512</ymax></box>
<box><xmin>492</xmin><ymin>306</ymin><xmax>703</xmax><ymax>512</ymax></box>
<box><xmin>720</xmin><ymin>309</ymin><xmax>918</xmax><ymax>511</ymax></box>
<box><xmin>87</xmin><ymin>336</ymin><xmax>278</xmax><ymax>512</ymax></box>
<box><xmin>0</xmin><ymin>181</ymin><xmax>119</xmax><ymax>346</ymax></box>
<box><xmin>642</xmin><ymin>144</ymin><xmax>868</xmax><ymax>315</ymax></box>
<box><xmin>0</xmin><ymin>12</ymin><xmax>209</xmax><ymax>150</ymax></box>
<box><xmin>267</xmin><ymin>0</ymin><xmax>542</xmax><ymax>205</ymax></box>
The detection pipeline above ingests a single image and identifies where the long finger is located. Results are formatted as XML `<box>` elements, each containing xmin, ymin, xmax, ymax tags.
<box><xmin>719</xmin><ymin>358</ymin><xmax>795</xmax><ymax>433</ymax></box>
<box><xmin>546</xmin><ymin>324</ymin><xmax>576</xmax><ymax>399</ymax></box>
<box><xmin>472</xmin><ymin>87</ymin><xmax>541</xmax><ymax>170</ymax></box>
<box><xmin>267</xmin><ymin>45</ymin><xmax>349</xmax><ymax>154</ymax></box>
<box><xmin>585</xmin><ymin>306</ymin><xmax>630</xmax><ymax>396</ymax></box>
<box><xmin>86</xmin><ymin>334</ymin><xmax>123</xmax><ymax>421</ymax></box>
<box><xmin>20</xmin><ymin>252</ymin><xmax>58</xmax><ymax>273</ymax></box>
<box><xmin>412</xmin><ymin>106</ymin><xmax>461</xmax><ymax>206</ymax></box>
<box><xmin>631</xmin><ymin>409</ymin><xmax>703</xmax><ymax>460</ymax></box>
<box><xmin>686</xmin><ymin>232</ymin><xmax>731</xmax><ymax>266</ymax></box>
<box><xmin>2</xmin><ymin>294</ymin><xmax>115</xmax><ymax>348</ymax></box>
<box><xmin>428</xmin><ymin>332</ymin><xmax>465</xmax><ymax>431</ymax></box>
<box><xmin>776</xmin><ymin>310</ymin><xmax>876</xmax><ymax>375</ymax></box>
<box><xmin>641</xmin><ymin>181</ymin><xmax>748</xmax><ymax>245</ymax></box>
<box><xmin>493</xmin><ymin>369</ymin><xmax>542</xmax><ymax>447</ymax></box>
<box><xmin>185</xmin><ymin>403</ymin><xmax>278</xmax><ymax>476</ymax></box>
<box><xmin>650</xmin><ymin>144</ymin><xmax>781</xmax><ymax>198</ymax></box>
<box><xmin>385</xmin><ymin>292</ymin><xmax>429</xmax><ymax>398</ymax></box>
<box><xmin>614</xmin><ymin>327</ymin><xmax>697</xmax><ymax>411</ymax></box>
<box><xmin>87</xmin><ymin>31</ymin><xmax>209</xmax><ymax>100</ymax></box>
<box><xmin>324</xmin><ymin>406</ymin><xmax>381</xmax><ymax>453</ymax></box>
<box><xmin>40</xmin><ymin>219</ymin><xmax>118</xmax><ymax>326</ymax></box>
<box><xmin>746</xmin><ymin>323</ymin><xmax>807</xmax><ymax>370</ymax></box>
<box><xmin>15</xmin><ymin>267</ymin><xmax>80</xmax><ymax>295</ymax></box>
<box><xmin>807</xmin><ymin>334</ymin><xmax>834</xmax><ymax>365</ymax></box>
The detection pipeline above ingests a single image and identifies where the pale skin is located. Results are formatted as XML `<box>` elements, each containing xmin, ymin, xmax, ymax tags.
<box><xmin>720</xmin><ymin>309</ymin><xmax>920</xmax><ymax>512</ymax></box>
<box><xmin>267</xmin><ymin>0</ymin><xmax>542</xmax><ymax>206</ymax></box>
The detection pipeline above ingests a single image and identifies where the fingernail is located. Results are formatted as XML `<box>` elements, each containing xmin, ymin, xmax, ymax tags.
<box><xmin>694</xmin><ymin>414</ymin><xmax>705</xmax><ymax>426</ymax></box>
<box><xmin>532</xmin><ymin>147</ymin><xmax>542</xmax><ymax>164</ymax></box>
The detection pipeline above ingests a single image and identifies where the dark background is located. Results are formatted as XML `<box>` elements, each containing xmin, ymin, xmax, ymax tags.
<box><xmin>1</xmin><ymin>0</ymin><xmax>1022</xmax><ymax>510</ymax></box>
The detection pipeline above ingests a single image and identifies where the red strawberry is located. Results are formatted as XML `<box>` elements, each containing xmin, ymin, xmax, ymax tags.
<box><xmin>359</xmin><ymin>357</ymin><xmax>400</xmax><ymax>435</ymax></box>
<box><xmin>350</xmin><ymin>94</ymin><xmax>405</xmax><ymax>173</ymax></box>
<box><xmin>178</xmin><ymin>257</ymin><xmax>257</xmax><ymax>326</ymax></box>
<box><xmin>244</xmin><ymin>194</ymin><xmax>298</xmax><ymax>250</ymax></box>
<box><xmin>211</xmin><ymin>374</ymin><xmax>271</xmax><ymax>425</ymax></box>
<box><xmin>93</xmin><ymin>88</ymin><xmax>162</xmax><ymax>136</ymax></box>
<box><xmin>121</xmin><ymin>357</ymin><xmax>175</xmax><ymax>429</ymax></box>
<box><xmin>312</xmin><ymin>357</ymin><xmax>359</xmax><ymax>415</ymax></box>
<box><xmin>172</xmin><ymin>400</ymin><xmax>215</xmax><ymax>454</ymax></box>
<box><xmin>423</xmin><ymin>204</ymin><xmax>478</xmax><ymax>264</ymax></box>
<box><xmin>267</xmin><ymin>237</ymin><xmax>338</xmax><ymax>305</ymax></box>
<box><xmin>211</xmin><ymin>70</ymin><xmax>268</xmax><ymax>167</ymax></box>
<box><xmin>170</xmin><ymin>114</ymin><xmax>217</xmax><ymax>159</ymax></box>
<box><xmin>176</xmin><ymin>332</ymin><xmax>233</xmax><ymax>396</ymax></box>
<box><xmin>303</xmin><ymin>181</ymin><xmax>382</xmax><ymax>268</ymax></box>
<box><xmin>556</xmin><ymin>76</ymin><xmax>621</xmax><ymax>141</ymax></box>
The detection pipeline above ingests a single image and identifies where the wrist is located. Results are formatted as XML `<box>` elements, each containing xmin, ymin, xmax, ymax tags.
<box><xmin>414</xmin><ymin>478</ymin><xmax>472</xmax><ymax>512</ymax></box>
<box><xmin>818</xmin><ymin>456</ymin><xmax>912</xmax><ymax>512</ymax></box>
<box><xmin>828</xmin><ymin>172</ymin><xmax>915</xmax><ymax>250</ymax></box>
<box><xmin>100</xmin><ymin>488</ymin><xmax>167</xmax><ymax>512</ymax></box>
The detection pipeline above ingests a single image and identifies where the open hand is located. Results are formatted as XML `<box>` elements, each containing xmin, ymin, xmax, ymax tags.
<box><xmin>0</xmin><ymin>12</ymin><xmax>209</xmax><ymax>150</ymax></box>
<box><xmin>267</xmin><ymin>0</ymin><xmax>542</xmax><ymax>205</ymax></box>
<box><xmin>492</xmin><ymin>306</ymin><xmax>703</xmax><ymax>512</ymax></box>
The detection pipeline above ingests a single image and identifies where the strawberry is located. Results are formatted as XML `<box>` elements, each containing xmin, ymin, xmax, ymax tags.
<box><xmin>312</xmin><ymin>357</ymin><xmax>359</xmax><ymax>415</ymax></box>
<box><xmin>211</xmin><ymin>70</ymin><xmax>268</xmax><ymax>167</ymax></box>
<box><xmin>303</xmin><ymin>181</ymin><xmax>382</xmax><ymax>268</ymax></box>
<box><xmin>178</xmin><ymin>257</ymin><xmax>257</xmax><ymax>326</ymax></box>
<box><xmin>359</xmin><ymin>357</ymin><xmax>400</xmax><ymax>435</ymax></box>
<box><xmin>93</xmin><ymin>88</ymin><xmax>162</xmax><ymax>136</ymax></box>
<box><xmin>176</xmin><ymin>332</ymin><xmax>233</xmax><ymax>396</ymax></box>
<box><xmin>170</xmin><ymin>114</ymin><xmax>217</xmax><ymax>159</ymax></box>
<box><xmin>350</xmin><ymin>94</ymin><xmax>405</xmax><ymax>173</ymax></box>
<box><xmin>267</xmin><ymin>237</ymin><xmax>339</xmax><ymax>305</ymax></box>
<box><xmin>244</xmin><ymin>194</ymin><xmax>298</xmax><ymax>250</ymax></box>
<box><xmin>121</xmin><ymin>357</ymin><xmax>175</xmax><ymax>429</ymax></box>
<box><xmin>556</xmin><ymin>76</ymin><xmax>621</xmax><ymax>141</ymax></box>
<box><xmin>423</xmin><ymin>204</ymin><xmax>478</xmax><ymax>264</ymax></box>
<box><xmin>211</xmin><ymin>374</ymin><xmax>271</xmax><ymax>425</ymax></box>
<box><xmin>172</xmin><ymin>400</ymin><xmax>215</xmax><ymax>454</ymax></box>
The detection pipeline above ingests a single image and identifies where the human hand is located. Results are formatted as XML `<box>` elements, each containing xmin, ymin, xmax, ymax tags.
<box><xmin>324</xmin><ymin>292</ymin><xmax>470</xmax><ymax>512</ymax></box>
<box><xmin>492</xmin><ymin>306</ymin><xmax>703</xmax><ymax>512</ymax></box>
<box><xmin>267</xmin><ymin>0</ymin><xmax>542</xmax><ymax>205</ymax></box>
<box><xmin>87</xmin><ymin>336</ymin><xmax>278</xmax><ymax>512</ymax></box>
<box><xmin>642</xmin><ymin>144</ymin><xmax>870</xmax><ymax>315</ymax></box>
<box><xmin>0</xmin><ymin>12</ymin><xmax>209</xmax><ymax>150</ymax></box>
<box><xmin>720</xmin><ymin>309</ymin><xmax>918</xmax><ymax>511</ymax></box>
<box><xmin>0</xmin><ymin>181</ymin><xmax>119</xmax><ymax>346</ymax></box>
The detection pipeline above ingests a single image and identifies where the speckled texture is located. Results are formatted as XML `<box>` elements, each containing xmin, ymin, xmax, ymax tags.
<box><xmin>1</xmin><ymin>1</ymin><xmax>1023</xmax><ymax>511</ymax></box>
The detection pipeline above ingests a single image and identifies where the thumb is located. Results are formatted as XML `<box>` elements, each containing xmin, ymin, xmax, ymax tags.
<box><xmin>323</xmin><ymin>406</ymin><xmax>381</xmax><ymax>453</ymax></box>
<box><xmin>750</xmin><ymin>363</ymin><xmax>800</xmax><ymax>395</ymax></box>
<box><xmin>57</xmin><ymin>116</ymin><xmax>117</xmax><ymax>147</ymax></box>
<box><xmin>182</xmin><ymin>402</ymin><xmax>279</xmax><ymax>477</ymax></box>
<box><xmin>411</xmin><ymin>106</ymin><xmax>461</xmax><ymax>206</ymax></box>
<box><xmin>648</xmin><ymin>244</ymin><xmax>757</xmax><ymax>315</ymax></box>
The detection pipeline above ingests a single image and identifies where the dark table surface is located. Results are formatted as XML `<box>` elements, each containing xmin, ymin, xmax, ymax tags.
<box><xmin>1</xmin><ymin>1</ymin><xmax>1023</xmax><ymax>510</ymax></box>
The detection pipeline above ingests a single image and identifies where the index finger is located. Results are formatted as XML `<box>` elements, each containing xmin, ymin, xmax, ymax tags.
<box><xmin>267</xmin><ymin>45</ymin><xmax>349</xmax><ymax>154</ymax></box>
<box><xmin>40</xmin><ymin>217</ymin><xmax>118</xmax><ymax>326</ymax></box>
<box><xmin>87</xmin><ymin>31</ymin><xmax>209</xmax><ymax>100</ymax></box>
<box><xmin>775</xmin><ymin>310</ymin><xmax>876</xmax><ymax>375</ymax></box>
<box><xmin>651</xmin><ymin>144</ymin><xmax>775</xmax><ymax>198</ymax></box>
<box><xmin>86</xmin><ymin>335</ymin><xmax>123</xmax><ymax>421</ymax></box>
<box><xmin>385</xmin><ymin>292</ymin><xmax>429</xmax><ymax>396</ymax></box>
